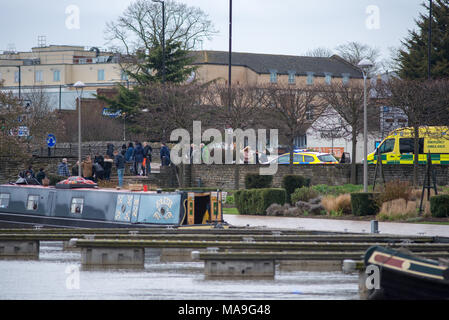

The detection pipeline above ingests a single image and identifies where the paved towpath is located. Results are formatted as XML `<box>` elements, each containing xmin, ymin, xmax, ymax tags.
<box><xmin>223</xmin><ymin>214</ymin><xmax>449</xmax><ymax>237</ymax></box>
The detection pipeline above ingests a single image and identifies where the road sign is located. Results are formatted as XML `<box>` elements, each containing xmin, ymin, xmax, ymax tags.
<box><xmin>46</xmin><ymin>134</ymin><xmax>56</xmax><ymax>148</ymax></box>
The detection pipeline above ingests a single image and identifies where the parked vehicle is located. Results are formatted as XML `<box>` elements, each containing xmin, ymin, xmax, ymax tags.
<box><xmin>271</xmin><ymin>150</ymin><xmax>338</xmax><ymax>164</ymax></box>
<box><xmin>367</xmin><ymin>126</ymin><xmax>449</xmax><ymax>165</ymax></box>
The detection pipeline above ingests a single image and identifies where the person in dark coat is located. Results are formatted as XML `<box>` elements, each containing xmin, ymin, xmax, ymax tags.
<box><xmin>125</xmin><ymin>142</ymin><xmax>135</xmax><ymax>174</ymax></box>
<box><xmin>113</xmin><ymin>150</ymin><xmax>125</xmax><ymax>189</ymax></box>
<box><xmin>143</xmin><ymin>142</ymin><xmax>153</xmax><ymax>175</ymax></box>
<box><xmin>36</xmin><ymin>168</ymin><xmax>46</xmax><ymax>185</ymax></box>
<box><xmin>133</xmin><ymin>142</ymin><xmax>145</xmax><ymax>176</ymax></box>
<box><xmin>106</xmin><ymin>143</ymin><xmax>114</xmax><ymax>158</ymax></box>
<box><xmin>93</xmin><ymin>161</ymin><xmax>104</xmax><ymax>182</ymax></box>
<box><xmin>121</xmin><ymin>144</ymin><xmax>127</xmax><ymax>156</ymax></box>
<box><xmin>160</xmin><ymin>143</ymin><xmax>171</xmax><ymax>167</ymax></box>
<box><xmin>103</xmin><ymin>155</ymin><xmax>113</xmax><ymax>180</ymax></box>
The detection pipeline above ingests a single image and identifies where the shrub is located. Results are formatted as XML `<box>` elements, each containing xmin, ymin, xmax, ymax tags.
<box><xmin>377</xmin><ymin>199</ymin><xmax>419</xmax><ymax>221</ymax></box>
<box><xmin>225</xmin><ymin>194</ymin><xmax>235</xmax><ymax>205</ymax></box>
<box><xmin>378</xmin><ymin>180</ymin><xmax>412</xmax><ymax>204</ymax></box>
<box><xmin>351</xmin><ymin>192</ymin><xmax>380</xmax><ymax>216</ymax></box>
<box><xmin>282</xmin><ymin>175</ymin><xmax>310</xmax><ymax>203</ymax></box>
<box><xmin>430</xmin><ymin>195</ymin><xmax>449</xmax><ymax>218</ymax></box>
<box><xmin>235</xmin><ymin>188</ymin><xmax>286</xmax><ymax>215</ymax></box>
<box><xmin>291</xmin><ymin>187</ymin><xmax>319</xmax><ymax>203</ymax></box>
<box><xmin>244</xmin><ymin>174</ymin><xmax>273</xmax><ymax>189</ymax></box>
<box><xmin>321</xmin><ymin>194</ymin><xmax>352</xmax><ymax>215</ymax></box>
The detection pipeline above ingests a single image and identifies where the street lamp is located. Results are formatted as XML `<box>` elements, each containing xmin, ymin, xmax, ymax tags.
<box><xmin>358</xmin><ymin>59</ymin><xmax>374</xmax><ymax>193</ymax></box>
<box><xmin>152</xmin><ymin>0</ymin><xmax>165</xmax><ymax>83</ymax></box>
<box><xmin>74</xmin><ymin>81</ymin><xmax>86</xmax><ymax>177</ymax></box>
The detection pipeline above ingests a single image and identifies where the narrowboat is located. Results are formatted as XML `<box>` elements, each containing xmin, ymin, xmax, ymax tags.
<box><xmin>0</xmin><ymin>177</ymin><xmax>226</xmax><ymax>229</ymax></box>
<box><xmin>364</xmin><ymin>245</ymin><xmax>449</xmax><ymax>300</ymax></box>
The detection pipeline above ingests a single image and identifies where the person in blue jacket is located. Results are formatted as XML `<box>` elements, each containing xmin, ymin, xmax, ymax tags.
<box><xmin>160</xmin><ymin>143</ymin><xmax>171</xmax><ymax>167</ymax></box>
<box><xmin>133</xmin><ymin>142</ymin><xmax>145</xmax><ymax>176</ymax></box>
<box><xmin>124</xmin><ymin>142</ymin><xmax>134</xmax><ymax>174</ymax></box>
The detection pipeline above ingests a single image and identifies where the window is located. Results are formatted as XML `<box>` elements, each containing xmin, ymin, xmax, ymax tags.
<box><xmin>14</xmin><ymin>71</ymin><xmax>20</xmax><ymax>83</ymax></box>
<box><xmin>70</xmin><ymin>198</ymin><xmax>84</xmax><ymax>214</ymax></box>
<box><xmin>318</xmin><ymin>154</ymin><xmax>337</xmax><ymax>163</ymax></box>
<box><xmin>121</xmin><ymin>71</ymin><xmax>128</xmax><ymax>81</ymax></box>
<box><xmin>270</xmin><ymin>70</ymin><xmax>277</xmax><ymax>83</ymax></box>
<box><xmin>306</xmin><ymin>72</ymin><xmax>314</xmax><ymax>85</ymax></box>
<box><xmin>325</xmin><ymin>73</ymin><xmax>332</xmax><ymax>85</ymax></box>
<box><xmin>304</xmin><ymin>155</ymin><xmax>315</xmax><ymax>163</ymax></box>
<box><xmin>98</xmin><ymin>69</ymin><xmax>105</xmax><ymax>81</ymax></box>
<box><xmin>342</xmin><ymin>73</ymin><xmax>350</xmax><ymax>85</ymax></box>
<box><xmin>35</xmin><ymin>71</ymin><xmax>43</xmax><ymax>82</ymax></box>
<box><xmin>53</xmin><ymin>70</ymin><xmax>61</xmax><ymax>82</ymax></box>
<box><xmin>26</xmin><ymin>195</ymin><xmax>39</xmax><ymax>211</ymax></box>
<box><xmin>306</xmin><ymin>105</ymin><xmax>314</xmax><ymax>120</ymax></box>
<box><xmin>0</xmin><ymin>193</ymin><xmax>10</xmax><ymax>208</ymax></box>
<box><xmin>400</xmin><ymin>138</ymin><xmax>424</xmax><ymax>154</ymax></box>
<box><xmin>378</xmin><ymin>139</ymin><xmax>395</xmax><ymax>154</ymax></box>
<box><xmin>78</xmin><ymin>58</ymin><xmax>87</xmax><ymax>64</ymax></box>
<box><xmin>288</xmin><ymin>71</ymin><xmax>296</xmax><ymax>84</ymax></box>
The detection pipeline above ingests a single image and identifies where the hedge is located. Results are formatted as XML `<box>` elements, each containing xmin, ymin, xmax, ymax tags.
<box><xmin>235</xmin><ymin>188</ymin><xmax>286</xmax><ymax>215</ymax></box>
<box><xmin>430</xmin><ymin>195</ymin><xmax>449</xmax><ymax>218</ymax></box>
<box><xmin>244</xmin><ymin>174</ymin><xmax>273</xmax><ymax>189</ymax></box>
<box><xmin>282</xmin><ymin>175</ymin><xmax>310</xmax><ymax>203</ymax></box>
<box><xmin>351</xmin><ymin>192</ymin><xmax>380</xmax><ymax>216</ymax></box>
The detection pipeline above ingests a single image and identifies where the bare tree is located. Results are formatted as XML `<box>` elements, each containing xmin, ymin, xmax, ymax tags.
<box><xmin>335</xmin><ymin>41</ymin><xmax>381</xmax><ymax>76</ymax></box>
<box><xmin>304</xmin><ymin>47</ymin><xmax>334</xmax><ymax>58</ymax></box>
<box><xmin>316</xmin><ymin>82</ymin><xmax>376</xmax><ymax>183</ymax></box>
<box><xmin>0</xmin><ymin>87</ymin><xmax>64</xmax><ymax>162</ymax></box>
<box><xmin>263</xmin><ymin>84</ymin><xmax>326</xmax><ymax>172</ymax></box>
<box><xmin>205</xmin><ymin>83</ymin><xmax>266</xmax><ymax>189</ymax></box>
<box><xmin>105</xmin><ymin>0</ymin><xmax>217</xmax><ymax>54</ymax></box>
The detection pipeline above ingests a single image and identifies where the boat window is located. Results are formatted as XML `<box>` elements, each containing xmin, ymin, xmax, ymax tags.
<box><xmin>71</xmin><ymin>198</ymin><xmax>84</xmax><ymax>214</ymax></box>
<box><xmin>0</xmin><ymin>193</ymin><xmax>10</xmax><ymax>208</ymax></box>
<box><xmin>26</xmin><ymin>195</ymin><xmax>39</xmax><ymax>211</ymax></box>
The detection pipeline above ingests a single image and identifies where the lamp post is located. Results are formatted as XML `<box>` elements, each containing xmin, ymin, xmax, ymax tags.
<box><xmin>152</xmin><ymin>0</ymin><xmax>166</xmax><ymax>83</ymax></box>
<box><xmin>357</xmin><ymin>59</ymin><xmax>374</xmax><ymax>193</ymax></box>
<box><xmin>74</xmin><ymin>81</ymin><xmax>86</xmax><ymax>177</ymax></box>
<box><xmin>428</xmin><ymin>0</ymin><xmax>433</xmax><ymax>79</ymax></box>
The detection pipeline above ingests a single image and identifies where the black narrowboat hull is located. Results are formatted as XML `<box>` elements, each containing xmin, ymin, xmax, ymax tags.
<box><xmin>364</xmin><ymin>246</ymin><xmax>449</xmax><ymax>300</ymax></box>
<box><xmin>0</xmin><ymin>184</ymin><xmax>225</xmax><ymax>229</ymax></box>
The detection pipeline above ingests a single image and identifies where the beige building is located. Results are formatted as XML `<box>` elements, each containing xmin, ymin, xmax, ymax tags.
<box><xmin>0</xmin><ymin>45</ymin><xmax>127</xmax><ymax>109</ymax></box>
<box><xmin>190</xmin><ymin>50</ymin><xmax>363</xmax><ymax>87</ymax></box>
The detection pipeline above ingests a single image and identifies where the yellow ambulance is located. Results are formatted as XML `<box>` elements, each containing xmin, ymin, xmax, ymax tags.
<box><xmin>367</xmin><ymin>126</ymin><xmax>449</xmax><ymax>165</ymax></box>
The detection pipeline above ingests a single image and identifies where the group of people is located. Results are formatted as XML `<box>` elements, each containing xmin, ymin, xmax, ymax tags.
<box><xmin>121</xmin><ymin>141</ymin><xmax>155</xmax><ymax>176</ymax></box>
<box><xmin>18</xmin><ymin>142</ymin><xmax>172</xmax><ymax>189</ymax></box>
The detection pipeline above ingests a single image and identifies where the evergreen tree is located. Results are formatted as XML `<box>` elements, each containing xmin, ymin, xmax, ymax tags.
<box><xmin>397</xmin><ymin>0</ymin><xmax>449</xmax><ymax>79</ymax></box>
<box><xmin>128</xmin><ymin>39</ymin><xmax>197</xmax><ymax>85</ymax></box>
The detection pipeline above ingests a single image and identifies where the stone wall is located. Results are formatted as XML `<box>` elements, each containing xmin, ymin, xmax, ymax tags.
<box><xmin>186</xmin><ymin>164</ymin><xmax>449</xmax><ymax>189</ymax></box>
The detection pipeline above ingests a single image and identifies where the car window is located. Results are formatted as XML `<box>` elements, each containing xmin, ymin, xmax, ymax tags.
<box><xmin>303</xmin><ymin>155</ymin><xmax>315</xmax><ymax>162</ymax></box>
<box><xmin>277</xmin><ymin>155</ymin><xmax>289</xmax><ymax>163</ymax></box>
<box><xmin>318</xmin><ymin>154</ymin><xmax>337</xmax><ymax>162</ymax></box>
<box><xmin>400</xmin><ymin>138</ymin><xmax>424</xmax><ymax>154</ymax></box>
<box><xmin>294</xmin><ymin>154</ymin><xmax>303</xmax><ymax>162</ymax></box>
<box><xmin>378</xmin><ymin>139</ymin><xmax>395</xmax><ymax>154</ymax></box>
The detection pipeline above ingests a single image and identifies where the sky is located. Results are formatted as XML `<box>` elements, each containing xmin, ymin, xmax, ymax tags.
<box><xmin>0</xmin><ymin>0</ymin><xmax>427</xmax><ymax>63</ymax></box>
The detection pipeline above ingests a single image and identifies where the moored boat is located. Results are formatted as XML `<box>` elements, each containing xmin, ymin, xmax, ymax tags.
<box><xmin>0</xmin><ymin>179</ymin><xmax>225</xmax><ymax>229</ymax></box>
<box><xmin>364</xmin><ymin>245</ymin><xmax>449</xmax><ymax>300</ymax></box>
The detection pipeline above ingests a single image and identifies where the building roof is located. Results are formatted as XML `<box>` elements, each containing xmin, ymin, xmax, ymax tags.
<box><xmin>191</xmin><ymin>50</ymin><xmax>363</xmax><ymax>78</ymax></box>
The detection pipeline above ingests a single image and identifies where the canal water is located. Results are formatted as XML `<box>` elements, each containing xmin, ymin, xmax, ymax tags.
<box><xmin>0</xmin><ymin>242</ymin><xmax>359</xmax><ymax>300</ymax></box>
